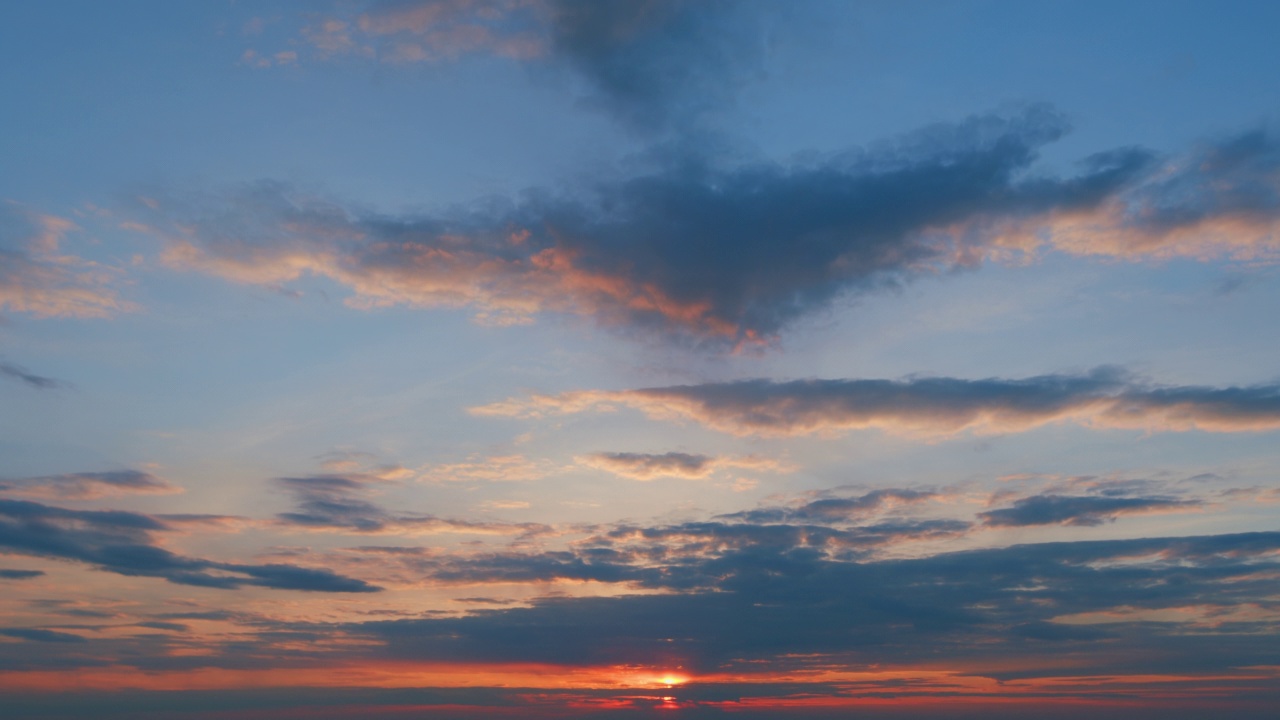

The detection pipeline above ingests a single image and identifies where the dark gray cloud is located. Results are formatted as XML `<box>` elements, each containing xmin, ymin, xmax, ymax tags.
<box><xmin>0</xmin><ymin>470</ymin><xmax>178</xmax><ymax>500</ymax></box>
<box><xmin>150</xmin><ymin>114</ymin><xmax>1280</xmax><ymax>346</ymax></box>
<box><xmin>481</xmin><ymin>367</ymin><xmax>1280</xmax><ymax>436</ymax></box>
<box><xmin>0</xmin><ymin>498</ymin><xmax>379</xmax><ymax>592</ymax></box>
<box><xmin>356</xmin><ymin>531</ymin><xmax>1280</xmax><ymax>676</ymax></box>
<box><xmin>152</xmin><ymin>106</ymin><xmax>1186</xmax><ymax>346</ymax></box>
<box><xmin>0</xmin><ymin>568</ymin><xmax>44</xmax><ymax>580</ymax></box>
<box><xmin>0</xmin><ymin>360</ymin><xmax>62</xmax><ymax>390</ymax></box>
<box><xmin>981</xmin><ymin>493</ymin><xmax>1201</xmax><ymax>527</ymax></box>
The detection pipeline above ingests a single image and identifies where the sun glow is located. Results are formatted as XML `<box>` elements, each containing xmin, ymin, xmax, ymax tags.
<box><xmin>657</xmin><ymin>672</ymin><xmax>689</xmax><ymax>688</ymax></box>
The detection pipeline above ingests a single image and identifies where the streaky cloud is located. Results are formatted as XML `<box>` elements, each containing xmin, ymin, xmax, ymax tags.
<box><xmin>0</xmin><ymin>470</ymin><xmax>179</xmax><ymax>501</ymax></box>
<box><xmin>0</xmin><ymin>360</ymin><xmax>62</xmax><ymax>390</ymax></box>
<box><xmin>273</xmin><ymin>474</ymin><xmax>548</xmax><ymax>537</ymax></box>
<box><xmin>0</xmin><ymin>628</ymin><xmax>86</xmax><ymax>644</ymax></box>
<box><xmin>0</xmin><ymin>498</ymin><xmax>379</xmax><ymax>593</ymax></box>
<box><xmin>980</xmin><ymin>493</ymin><xmax>1202</xmax><ymax>527</ymax></box>
<box><xmin>474</xmin><ymin>367</ymin><xmax>1280</xmax><ymax>437</ymax></box>
<box><xmin>577</xmin><ymin>451</ymin><xmax>786</xmax><ymax>480</ymax></box>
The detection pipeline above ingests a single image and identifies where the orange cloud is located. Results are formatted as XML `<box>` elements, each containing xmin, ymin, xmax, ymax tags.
<box><xmin>0</xmin><ymin>207</ymin><xmax>135</xmax><ymax>319</ymax></box>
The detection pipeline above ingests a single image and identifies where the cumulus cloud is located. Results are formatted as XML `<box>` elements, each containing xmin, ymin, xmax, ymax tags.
<box><xmin>0</xmin><ymin>498</ymin><xmax>379</xmax><ymax>592</ymax></box>
<box><xmin>0</xmin><ymin>204</ymin><xmax>134</xmax><ymax>319</ymax></box>
<box><xmin>137</xmin><ymin>109</ymin><xmax>1280</xmax><ymax>346</ymax></box>
<box><xmin>474</xmin><ymin>368</ymin><xmax>1280</xmax><ymax>437</ymax></box>
<box><xmin>576</xmin><ymin>451</ymin><xmax>786</xmax><ymax>480</ymax></box>
<box><xmin>0</xmin><ymin>470</ymin><xmax>179</xmax><ymax>501</ymax></box>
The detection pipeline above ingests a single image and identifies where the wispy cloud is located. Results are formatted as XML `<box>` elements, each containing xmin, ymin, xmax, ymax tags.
<box><xmin>273</xmin><ymin>473</ymin><xmax>549</xmax><ymax>537</ymax></box>
<box><xmin>0</xmin><ymin>360</ymin><xmax>62</xmax><ymax>390</ymax></box>
<box><xmin>576</xmin><ymin>451</ymin><xmax>787</xmax><ymax>480</ymax></box>
<box><xmin>0</xmin><ymin>470</ymin><xmax>179</xmax><ymax>501</ymax></box>
<box><xmin>475</xmin><ymin>368</ymin><xmax>1280</xmax><ymax>437</ymax></box>
<box><xmin>0</xmin><ymin>204</ymin><xmax>135</xmax><ymax>319</ymax></box>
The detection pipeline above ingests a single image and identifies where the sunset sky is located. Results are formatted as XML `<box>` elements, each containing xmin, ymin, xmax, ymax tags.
<box><xmin>3</xmin><ymin>1</ymin><xmax>1280</xmax><ymax>717</ymax></box>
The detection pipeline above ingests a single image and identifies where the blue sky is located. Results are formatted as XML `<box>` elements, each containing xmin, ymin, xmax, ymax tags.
<box><xmin>2</xmin><ymin>1</ymin><xmax>1280</xmax><ymax>717</ymax></box>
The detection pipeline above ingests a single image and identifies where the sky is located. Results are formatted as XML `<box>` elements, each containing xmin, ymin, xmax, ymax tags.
<box><xmin>2</xmin><ymin>1</ymin><xmax>1280</xmax><ymax>717</ymax></box>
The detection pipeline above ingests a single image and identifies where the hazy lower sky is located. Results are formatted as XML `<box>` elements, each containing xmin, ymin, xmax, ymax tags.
<box><xmin>3</xmin><ymin>1</ymin><xmax>1280</xmax><ymax>717</ymax></box>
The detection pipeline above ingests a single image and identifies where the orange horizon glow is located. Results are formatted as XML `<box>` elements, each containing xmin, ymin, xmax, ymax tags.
<box><xmin>2</xmin><ymin>658</ymin><xmax>1276</xmax><ymax>707</ymax></box>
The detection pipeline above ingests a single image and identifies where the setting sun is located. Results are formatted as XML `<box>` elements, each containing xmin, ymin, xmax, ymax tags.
<box><xmin>657</xmin><ymin>673</ymin><xmax>689</xmax><ymax>688</ymax></box>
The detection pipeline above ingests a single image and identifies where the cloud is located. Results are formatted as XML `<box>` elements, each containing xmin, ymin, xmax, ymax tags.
<box><xmin>980</xmin><ymin>494</ymin><xmax>1202</xmax><ymax>527</ymax></box>
<box><xmin>274</xmin><ymin>474</ymin><xmax>548</xmax><ymax>537</ymax></box>
<box><xmin>140</xmin><ymin>108</ymin><xmax>1280</xmax><ymax>346</ymax></box>
<box><xmin>720</xmin><ymin>488</ymin><xmax>938</xmax><ymax>524</ymax></box>
<box><xmin>355</xmin><ymin>530</ymin><xmax>1280</xmax><ymax>675</ymax></box>
<box><xmin>0</xmin><ymin>498</ymin><xmax>379</xmax><ymax>592</ymax></box>
<box><xmin>131</xmin><ymin>107</ymin><xmax>1065</xmax><ymax>342</ymax></box>
<box><xmin>0</xmin><ymin>569</ymin><xmax>44</xmax><ymax>580</ymax></box>
<box><xmin>576</xmin><ymin>451</ymin><xmax>785</xmax><ymax>480</ymax></box>
<box><xmin>0</xmin><ymin>204</ymin><xmax>135</xmax><ymax>319</ymax></box>
<box><xmin>1025</xmin><ymin>126</ymin><xmax>1280</xmax><ymax>260</ymax></box>
<box><xmin>299</xmin><ymin>0</ymin><xmax>547</xmax><ymax>64</ymax></box>
<box><xmin>328</xmin><ymin>489</ymin><xmax>970</xmax><ymax>590</ymax></box>
<box><xmin>544</xmin><ymin>0</ymin><xmax>768</xmax><ymax>131</ymax></box>
<box><xmin>421</xmin><ymin>454</ymin><xmax>560</xmax><ymax>484</ymax></box>
<box><xmin>0</xmin><ymin>470</ymin><xmax>180</xmax><ymax>501</ymax></box>
<box><xmin>475</xmin><ymin>368</ymin><xmax>1280</xmax><ymax>437</ymax></box>
<box><xmin>0</xmin><ymin>628</ymin><xmax>87</xmax><ymax>644</ymax></box>
<box><xmin>287</xmin><ymin>0</ymin><xmax>767</xmax><ymax>132</ymax></box>
<box><xmin>0</xmin><ymin>360</ymin><xmax>62</xmax><ymax>390</ymax></box>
